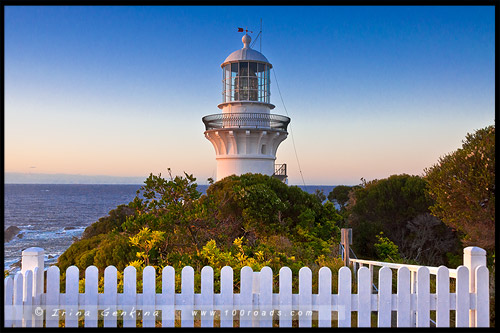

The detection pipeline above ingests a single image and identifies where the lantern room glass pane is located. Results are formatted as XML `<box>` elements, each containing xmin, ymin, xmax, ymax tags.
<box><xmin>239</xmin><ymin>62</ymin><xmax>248</xmax><ymax>76</ymax></box>
<box><xmin>222</xmin><ymin>62</ymin><xmax>271</xmax><ymax>103</ymax></box>
<box><xmin>224</xmin><ymin>65</ymin><xmax>231</xmax><ymax>102</ymax></box>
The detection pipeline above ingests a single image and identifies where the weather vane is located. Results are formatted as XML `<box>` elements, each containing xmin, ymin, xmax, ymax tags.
<box><xmin>237</xmin><ymin>27</ymin><xmax>253</xmax><ymax>34</ymax></box>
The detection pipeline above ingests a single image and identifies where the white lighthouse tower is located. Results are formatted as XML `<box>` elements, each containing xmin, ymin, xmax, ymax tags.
<box><xmin>202</xmin><ymin>33</ymin><xmax>290</xmax><ymax>181</ymax></box>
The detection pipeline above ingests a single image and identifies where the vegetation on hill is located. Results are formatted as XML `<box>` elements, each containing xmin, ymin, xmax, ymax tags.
<box><xmin>55</xmin><ymin>125</ymin><xmax>494</xmax><ymax>326</ymax></box>
<box><xmin>57</xmin><ymin>172</ymin><xmax>344</xmax><ymax>291</ymax></box>
<box><xmin>345</xmin><ymin>174</ymin><xmax>462</xmax><ymax>266</ymax></box>
<box><xmin>424</xmin><ymin>125</ymin><xmax>495</xmax><ymax>252</ymax></box>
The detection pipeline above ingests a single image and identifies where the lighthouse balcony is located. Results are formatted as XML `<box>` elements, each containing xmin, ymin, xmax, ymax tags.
<box><xmin>202</xmin><ymin>113</ymin><xmax>290</xmax><ymax>132</ymax></box>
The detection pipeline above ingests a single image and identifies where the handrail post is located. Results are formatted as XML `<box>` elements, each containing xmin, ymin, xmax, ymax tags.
<box><xmin>463</xmin><ymin>246</ymin><xmax>487</xmax><ymax>327</ymax></box>
<box><xmin>341</xmin><ymin>229</ymin><xmax>352</xmax><ymax>267</ymax></box>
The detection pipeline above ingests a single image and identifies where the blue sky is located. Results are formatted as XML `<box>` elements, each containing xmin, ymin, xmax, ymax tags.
<box><xmin>4</xmin><ymin>6</ymin><xmax>495</xmax><ymax>185</ymax></box>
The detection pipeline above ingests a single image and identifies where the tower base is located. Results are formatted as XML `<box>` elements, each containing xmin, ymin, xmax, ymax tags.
<box><xmin>216</xmin><ymin>156</ymin><xmax>275</xmax><ymax>180</ymax></box>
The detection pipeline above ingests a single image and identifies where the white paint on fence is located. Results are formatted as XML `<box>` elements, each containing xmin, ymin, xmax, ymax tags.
<box><xmin>180</xmin><ymin>266</ymin><xmax>194</xmax><ymax>327</ymax></box>
<box><xmin>45</xmin><ymin>266</ymin><xmax>60</xmax><ymax>328</ymax></box>
<box><xmin>436</xmin><ymin>265</ymin><xmax>449</xmax><ymax>327</ymax></box>
<box><xmin>161</xmin><ymin>266</ymin><xmax>175</xmax><ymax>327</ymax></box>
<box><xmin>416</xmin><ymin>266</ymin><xmax>430</xmax><ymax>327</ymax></box>
<box><xmin>103</xmin><ymin>266</ymin><xmax>117</xmax><ymax>327</ymax></box>
<box><xmin>455</xmin><ymin>266</ymin><xmax>469</xmax><ymax>327</ymax></box>
<box><xmin>377</xmin><ymin>266</ymin><xmax>392</xmax><ymax>327</ymax></box>
<box><xmin>220</xmin><ymin>266</ymin><xmax>233</xmax><ymax>327</ymax></box>
<box><xmin>85</xmin><ymin>266</ymin><xmax>99</xmax><ymax>327</ymax></box>
<box><xmin>357</xmin><ymin>266</ymin><xmax>371</xmax><ymax>327</ymax></box>
<box><xmin>279</xmin><ymin>267</ymin><xmax>293</xmax><ymax>327</ymax></box>
<box><xmin>338</xmin><ymin>266</ymin><xmax>351</xmax><ymax>327</ymax></box>
<box><xmin>259</xmin><ymin>266</ymin><xmax>273</xmax><ymax>327</ymax></box>
<box><xmin>298</xmin><ymin>267</ymin><xmax>312</xmax><ymax>328</ymax></box>
<box><xmin>143</xmin><ymin>266</ymin><xmax>156</xmax><ymax>327</ymax></box>
<box><xmin>396</xmin><ymin>266</ymin><xmax>411</xmax><ymax>327</ymax></box>
<box><xmin>4</xmin><ymin>246</ymin><xmax>490</xmax><ymax>328</ymax></box>
<box><xmin>65</xmin><ymin>266</ymin><xmax>79</xmax><ymax>327</ymax></box>
<box><xmin>122</xmin><ymin>266</ymin><xmax>136</xmax><ymax>327</ymax></box>
<box><xmin>239</xmin><ymin>266</ymin><xmax>253</xmax><ymax>327</ymax></box>
<box><xmin>200</xmin><ymin>266</ymin><xmax>214</xmax><ymax>327</ymax></box>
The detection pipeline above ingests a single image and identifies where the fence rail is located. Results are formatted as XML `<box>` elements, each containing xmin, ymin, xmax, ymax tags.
<box><xmin>4</xmin><ymin>246</ymin><xmax>490</xmax><ymax>328</ymax></box>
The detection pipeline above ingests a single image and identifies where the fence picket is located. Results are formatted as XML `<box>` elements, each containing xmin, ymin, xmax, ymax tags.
<box><xmin>298</xmin><ymin>267</ymin><xmax>312</xmax><ymax>327</ymax></box>
<box><xmin>142</xmin><ymin>266</ymin><xmax>156</xmax><ymax>327</ymax></box>
<box><xmin>32</xmin><ymin>267</ymin><xmax>43</xmax><ymax>327</ymax></box>
<box><xmin>13</xmin><ymin>273</ymin><xmax>23</xmax><ymax>327</ymax></box>
<box><xmin>65</xmin><ymin>266</ymin><xmax>79</xmax><ymax>327</ymax></box>
<box><xmin>455</xmin><ymin>266</ymin><xmax>469</xmax><ymax>327</ymax></box>
<box><xmin>416</xmin><ymin>266</ymin><xmax>430</xmax><ymax>327</ymax></box>
<box><xmin>259</xmin><ymin>266</ymin><xmax>273</xmax><ymax>327</ymax></box>
<box><xmin>279</xmin><ymin>267</ymin><xmax>292</xmax><ymax>327</ymax></box>
<box><xmin>103</xmin><ymin>266</ymin><xmax>118</xmax><ymax>327</ymax></box>
<box><xmin>396</xmin><ymin>267</ymin><xmax>411</xmax><ymax>327</ymax></box>
<box><xmin>5</xmin><ymin>276</ymin><xmax>14</xmax><ymax>327</ymax></box>
<box><xmin>200</xmin><ymin>266</ymin><xmax>214</xmax><ymax>327</ymax></box>
<box><xmin>318</xmin><ymin>267</ymin><xmax>332</xmax><ymax>327</ymax></box>
<box><xmin>181</xmin><ymin>266</ymin><xmax>194</xmax><ymax>327</ymax></box>
<box><xmin>122</xmin><ymin>266</ymin><xmax>137</xmax><ymax>327</ymax></box>
<box><xmin>475</xmin><ymin>266</ymin><xmax>489</xmax><ymax>327</ymax></box>
<box><xmin>338</xmin><ymin>266</ymin><xmax>351</xmax><ymax>327</ymax></box>
<box><xmin>23</xmin><ymin>270</ymin><xmax>33</xmax><ymax>327</ymax></box>
<box><xmin>357</xmin><ymin>266</ymin><xmax>371</xmax><ymax>327</ymax></box>
<box><xmin>220</xmin><ymin>266</ymin><xmax>234</xmax><ymax>327</ymax></box>
<box><xmin>436</xmin><ymin>266</ymin><xmax>450</xmax><ymax>327</ymax></box>
<box><xmin>161</xmin><ymin>266</ymin><xmax>175</xmax><ymax>327</ymax></box>
<box><xmin>46</xmin><ymin>266</ymin><xmax>60</xmax><ymax>327</ymax></box>
<box><xmin>377</xmin><ymin>266</ymin><xmax>392</xmax><ymax>327</ymax></box>
<box><xmin>84</xmin><ymin>266</ymin><xmax>99</xmax><ymax>327</ymax></box>
<box><xmin>239</xmin><ymin>266</ymin><xmax>253</xmax><ymax>327</ymax></box>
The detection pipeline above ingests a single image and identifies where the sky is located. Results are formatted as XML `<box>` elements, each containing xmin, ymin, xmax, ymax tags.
<box><xmin>4</xmin><ymin>5</ymin><xmax>495</xmax><ymax>185</ymax></box>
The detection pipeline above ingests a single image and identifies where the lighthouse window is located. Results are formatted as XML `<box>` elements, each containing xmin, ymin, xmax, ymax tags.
<box><xmin>239</xmin><ymin>62</ymin><xmax>249</xmax><ymax>76</ymax></box>
<box><xmin>224</xmin><ymin>64</ymin><xmax>231</xmax><ymax>102</ymax></box>
<box><xmin>231</xmin><ymin>63</ymin><xmax>239</xmax><ymax>102</ymax></box>
<box><xmin>249</xmin><ymin>62</ymin><xmax>258</xmax><ymax>101</ymax></box>
<box><xmin>222</xmin><ymin>62</ymin><xmax>270</xmax><ymax>103</ymax></box>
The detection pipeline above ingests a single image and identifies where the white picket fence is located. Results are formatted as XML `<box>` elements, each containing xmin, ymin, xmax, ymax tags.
<box><xmin>4</xmin><ymin>246</ymin><xmax>490</xmax><ymax>327</ymax></box>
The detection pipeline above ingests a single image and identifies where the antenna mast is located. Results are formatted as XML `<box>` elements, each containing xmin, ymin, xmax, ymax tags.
<box><xmin>260</xmin><ymin>18</ymin><xmax>262</xmax><ymax>52</ymax></box>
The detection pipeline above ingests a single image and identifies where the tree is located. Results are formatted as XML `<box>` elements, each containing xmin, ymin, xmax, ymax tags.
<box><xmin>347</xmin><ymin>174</ymin><xmax>461</xmax><ymax>265</ymax></box>
<box><xmin>313</xmin><ymin>189</ymin><xmax>327</xmax><ymax>203</ymax></box>
<box><xmin>327</xmin><ymin>185</ymin><xmax>352</xmax><ymax>211</ymax></box>
<box><xmin>424</xmin><ymin>125</ymin><xmax>495</xmax><ymax>251</ymax></box>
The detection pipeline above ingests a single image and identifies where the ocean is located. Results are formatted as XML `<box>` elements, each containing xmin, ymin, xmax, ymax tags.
<box><xmin>4</xmin><ymin>183</ymin><xmax>335</xmax><ymax>273</ymax></box>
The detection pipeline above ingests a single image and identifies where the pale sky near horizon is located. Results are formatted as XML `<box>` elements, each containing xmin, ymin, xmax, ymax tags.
<box><xmin>4</xmin><ymin>6</ymin><xmax>495</xmax><ymax>185</ymax></box>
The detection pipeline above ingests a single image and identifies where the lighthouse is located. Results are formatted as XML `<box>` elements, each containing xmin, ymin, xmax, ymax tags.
<box><xmin>202</xmin><ymin>33</ymin><xmax>290</xmax><ymax>181</ymax></box>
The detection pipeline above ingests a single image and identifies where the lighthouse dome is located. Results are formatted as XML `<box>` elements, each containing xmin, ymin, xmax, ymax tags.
<box><xmin>222</xmin><ymin>34</ymin><xmax>271</xmax><ymax>66</ymax></box>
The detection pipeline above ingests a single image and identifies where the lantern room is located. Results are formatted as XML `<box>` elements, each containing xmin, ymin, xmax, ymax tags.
<box><xmin>219</xmin><ymin>34</ymin><xmax>273</xmax><ymax>107</ymax></box>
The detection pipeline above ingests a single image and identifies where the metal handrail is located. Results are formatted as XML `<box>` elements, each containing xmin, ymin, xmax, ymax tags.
<box><xmin>349</xmin><ymin>258</ymin><xmax>458</xmax><ymax>278</ymax></box>
<box><xmin>274</xmin><ymin>164</ymin><xmax>287</xmax><ymax>176</ymax></box>
<box><xmin>202</xmin><ymin>113</ymin><xmax>290</xmax><ymax>132</ymax></box>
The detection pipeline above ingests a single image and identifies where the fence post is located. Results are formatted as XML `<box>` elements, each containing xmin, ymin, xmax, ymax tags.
<box><xmin>341</xmin><ymin>228</ymin><xmax>351</xmax><ymax>267</ymax></box>
<box><xmin>21</xmin><ymin>247</ymin><xmax>45</xmax><ymax>296</ymax></box>
<box><xmin>463</xmin><ymin>246</ymin><xmax>487</xmax><ymax>327</ymax></box>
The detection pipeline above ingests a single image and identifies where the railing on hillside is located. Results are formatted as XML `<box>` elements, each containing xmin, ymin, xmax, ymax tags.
<box><xmin>4</xmin><ymin>246</ymin><xmax>490</xmax><ymax>328</ymax></box>
<box><xmin>339</xmin><ymin>229</ymin><xmax>490</xmax><ymax>328</ymax></box>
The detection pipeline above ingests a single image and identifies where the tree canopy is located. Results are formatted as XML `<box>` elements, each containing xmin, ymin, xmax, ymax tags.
<box><xmin>346</xmin><ymin>174</ymin><xmax>461</xmax><ymax>265</ymax></box>
<box><xmin>424</xmin><ymin>125</ymin><xmax>495</xmax><ymax>251</ymax></box>
<box><xmin>57</xmin><ymin>172</ymin><xmax>344</xmax><ymax>287</ymax></box>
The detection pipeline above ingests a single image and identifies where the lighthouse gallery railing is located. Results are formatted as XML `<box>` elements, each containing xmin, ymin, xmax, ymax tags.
<box><xmin>202</xmin><ymin>113</ymin><xmax>290</xmax><ymax>132</ymax></box>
